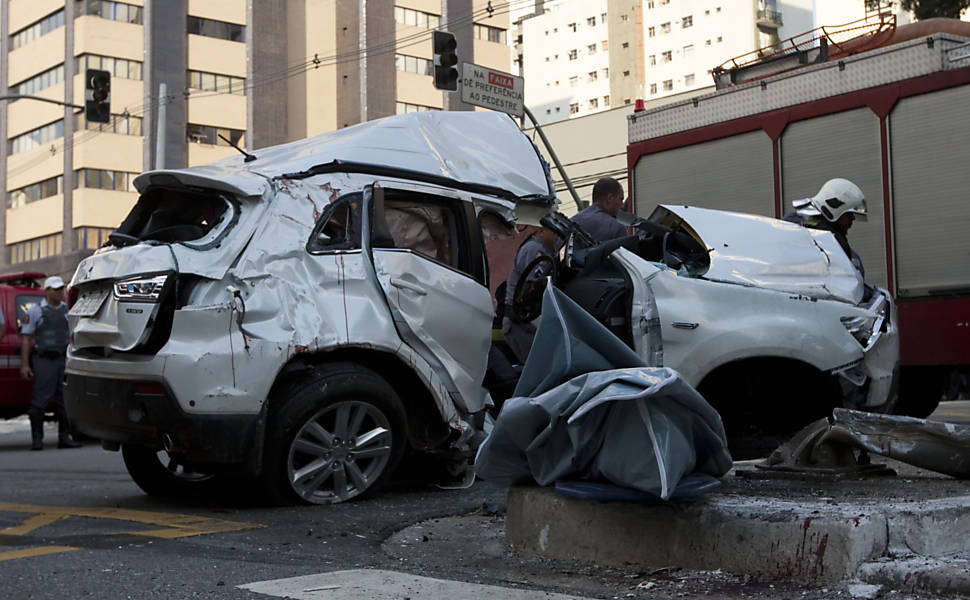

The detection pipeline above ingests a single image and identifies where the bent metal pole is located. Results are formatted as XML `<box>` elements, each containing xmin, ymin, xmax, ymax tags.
<box><xmin>523</xmin><ymin>106</ymin><xmax>584</xmax><ymax>212</ymax></box>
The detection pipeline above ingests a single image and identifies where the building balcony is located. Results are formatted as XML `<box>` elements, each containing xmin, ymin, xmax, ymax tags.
<box><xmin>756</xmin><ymin>8</ymin><xmax>783</xmax><ymax>28</ymax></box>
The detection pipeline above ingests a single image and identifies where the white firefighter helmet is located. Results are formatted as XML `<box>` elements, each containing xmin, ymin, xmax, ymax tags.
<box><xmin>804</xmin><ymin>178</ymin><xmax>868</xmax><ymax>223</ymax></box>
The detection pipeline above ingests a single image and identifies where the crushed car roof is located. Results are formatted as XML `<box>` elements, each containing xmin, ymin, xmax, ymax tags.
<box><xmin>663</xmin><ymin>205</ymin><xmax>865</xmax><ymax>304</ymax></box>
<box><xmin>134</xmin><ymin>111</ymin><xmax>555</xmax><ymax>202</ymax></box>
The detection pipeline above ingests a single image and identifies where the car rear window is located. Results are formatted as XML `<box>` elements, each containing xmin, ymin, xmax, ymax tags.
<box><xmin>111</xmin><ymin>187</ymin><xmax>235</xmax><ymax>248</ymax></box>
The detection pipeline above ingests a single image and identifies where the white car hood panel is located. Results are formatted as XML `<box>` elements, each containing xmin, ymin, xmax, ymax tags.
<box><xmin>135</xmin><ymin>111</ymin><xmax>552</xmax><ymax>201</ymax></box>
<box><xmin>662</xmin><ymin>205</ymin><xmax>864</xmax><ymax>304</ymax></box>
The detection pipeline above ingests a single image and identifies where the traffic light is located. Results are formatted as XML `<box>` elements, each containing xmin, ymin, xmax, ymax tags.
<box><xmin>432</xmin><ymin>30</ymin><xmax>459</xmax><ymax>91</ymax></box>
<box><xmin>85</xmin><ymin>69</ymin><xmax>110</xmax><ymax>123</ymax></box>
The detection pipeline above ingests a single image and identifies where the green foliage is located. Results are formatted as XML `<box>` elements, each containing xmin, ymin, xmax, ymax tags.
<box><xmin>900</xmin><ymin>0</ymin><xmax>970</xmax><ymax>19</ymax></box>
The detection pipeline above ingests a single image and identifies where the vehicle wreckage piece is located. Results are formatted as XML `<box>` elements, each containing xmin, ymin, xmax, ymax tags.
<box><xmin>753</xmin><ymin>407</ymin><xmax>970</xmax><ymax>479</ymax></box>
<box><xmin>475</xmin><ymin>285</ymin><xmax>733</xmax><ymax>500</ymax></box>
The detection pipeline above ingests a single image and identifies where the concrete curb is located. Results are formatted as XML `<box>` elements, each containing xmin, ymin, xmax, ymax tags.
<box><xmin>506</xmin><ymin>486</ymin><xmax>970</xmax><ymax>584</ymax></box>
<box><xmin>858</xmin><ymin>556</ymin><xmax>970</xmax><ymax>596</ymax></box>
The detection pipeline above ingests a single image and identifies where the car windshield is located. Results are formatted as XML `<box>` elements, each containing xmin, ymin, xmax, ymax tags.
<box><xmin>110</xmin><ymin>187</ymin><xmax>234</xmax><ymax>247</ymax></box>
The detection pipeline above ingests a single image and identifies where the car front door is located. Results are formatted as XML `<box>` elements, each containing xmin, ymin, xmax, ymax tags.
<box><xmin>364</xmin><ymin>184</ymin><xmax>494</xmax><ymax>414</ymax></box>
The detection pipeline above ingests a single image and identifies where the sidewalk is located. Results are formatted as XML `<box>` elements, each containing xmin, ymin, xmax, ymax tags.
<box><xmin>505</xmin><ymin>459</ymin><xmax>970</xmax><ymax>595</ymax></box>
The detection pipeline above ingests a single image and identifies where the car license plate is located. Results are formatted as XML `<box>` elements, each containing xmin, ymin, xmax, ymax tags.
<box><xmin>69</xmin><ymin>289</ymin><xmax>109</xmax><ymax>318</ymax></box>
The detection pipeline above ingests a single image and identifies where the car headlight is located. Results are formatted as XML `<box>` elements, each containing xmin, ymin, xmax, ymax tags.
<box><xmin>114</xmin><ymin>275</ymin><xmax>167</xmax><ymax>302</ymax></box>
<box><xmin>841</xmin><ymin>295</ymin><xmax>887</xmax><ymax>350</ymax></box>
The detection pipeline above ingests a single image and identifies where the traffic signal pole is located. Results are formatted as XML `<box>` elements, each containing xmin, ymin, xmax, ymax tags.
<box><xmin>0</xmin><ymin>95</ymin><xmax>83</xmax><ymax>110</ymax></box>
<box><xmin>523</xmin><ymin>106</ymin><xmax>584</xmax><ymax>212</ymax></box>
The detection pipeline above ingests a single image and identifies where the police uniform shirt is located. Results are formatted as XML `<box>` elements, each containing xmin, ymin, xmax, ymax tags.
<box><xmin>21</xmin><ymin>299</ymin><xmax>67</xmax><ymax>337</ymax></box>
<box><xmin>572</xmin><ymin>204</ymin><xmax>627</xmax><ymax>243</ymax></box>
<box><xmin>505</xmin><ymin>236</ymin><xmax>555</xmax><ymax>307</ymax></box>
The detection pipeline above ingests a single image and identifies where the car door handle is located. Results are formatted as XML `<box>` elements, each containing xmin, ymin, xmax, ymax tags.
<box><xmin>672</xmin><ymin>321</ymin><xmax>699</xmax><ymax>330</ymax></box>
<box><xmin>390</xmin><ymin>278</ymin><xmax>427</xmax><ymax>296</ymax></box>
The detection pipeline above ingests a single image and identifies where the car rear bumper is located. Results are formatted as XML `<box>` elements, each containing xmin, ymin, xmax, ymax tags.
<box><xmin>64</xmin><ymin>374</ymin><xmax>265</xmax><ymax>474</ymax></box>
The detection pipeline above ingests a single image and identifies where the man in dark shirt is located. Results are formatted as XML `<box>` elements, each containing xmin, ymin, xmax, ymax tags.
<box><xmin>572</xmin><ymin>177</ymin><xmax>627</xmax><ymax>243</ymax></box>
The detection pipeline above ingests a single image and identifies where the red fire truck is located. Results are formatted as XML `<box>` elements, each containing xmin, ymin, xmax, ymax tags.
<box><xmin>0</xmin><ymin>272</ymin><xmax>47</xmax><ymax>418</ymax></box>
<box><xmin>626</xmin><ymin>16</ymin><xmax>970</xmax><ymax>416</ymax></box>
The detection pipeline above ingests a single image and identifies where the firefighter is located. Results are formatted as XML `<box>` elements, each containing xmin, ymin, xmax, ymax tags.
<box><xmin>572</xmin><ymin>177</ymin><xmax>627</xmax><ymax>243</ymax></box>
<box><xmin>19</xmin><ymin>276</ymin><xmax>82</xmax><ymax>450</ymax></box>
<box><xmin>784</xmin><ymin>178</ymin><xmax>867</xmax><ymax>277</ymax></box>
<box><xmin>502</xmin><ymin>226</ymin><xmax>559</xmax><ymax>363</ymax></box>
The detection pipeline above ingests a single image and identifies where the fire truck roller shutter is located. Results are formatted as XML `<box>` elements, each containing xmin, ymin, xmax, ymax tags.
<box><xmin>632</xmin><ymin>130</ymin><xmax>773</xmax><ymax>218</ymax></box>
<box><xmin>781</xmin><ymin>107</ymin><xmax>887</xmax><ymax>289</ymax></box>
<box><xmin>889</xmin><ymin>84</ymin><xmax>970</xmax><ymax>298</ymax></box>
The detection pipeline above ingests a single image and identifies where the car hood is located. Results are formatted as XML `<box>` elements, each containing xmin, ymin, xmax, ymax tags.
<box><xmin>660</xmin><ymin>205</ymin><xmax>864</xmax><ymax>304</ymax></box>
<box><xmin>133</xmin><ymin>111</ymin><xmax>555</xmax><ymax>203</ymax></box>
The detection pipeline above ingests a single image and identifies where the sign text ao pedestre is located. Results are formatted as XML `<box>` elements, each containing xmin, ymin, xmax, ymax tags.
<box><xmin>460</xmin><ymin>63</ymin><xmax>524</xmax><ymax>118</ymax></box>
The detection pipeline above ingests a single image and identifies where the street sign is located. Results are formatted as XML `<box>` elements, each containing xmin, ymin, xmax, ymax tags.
<box><xmin>460</xmin><ymin>63</ymin><xmax>524</xmax><ymax>118</ymax></box>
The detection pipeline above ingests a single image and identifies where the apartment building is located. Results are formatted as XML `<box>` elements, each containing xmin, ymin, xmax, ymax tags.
<box><xmin>519</xmin><ymin>0</ymin><xmax>910</xmax><ymax>125</ymax></box>
<box><xmin>0</xmin><ymin>0</ymin><xmax>510</xmax><ymax>277</ymax></box>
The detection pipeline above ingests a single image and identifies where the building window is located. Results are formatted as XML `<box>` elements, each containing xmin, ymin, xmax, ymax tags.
<box><xmin>186</xmin><ymin>123</ymin><xmax>246</xmax><ymax>147</ymax></box>
<box><xmin>683</xmin><ymin>44</ymin><xmax>694</xmax><ymax>58</ymax></box>
<box><xmin>395</xmin><ymin>102</ymin><xmax>437</xmax><ymax>114</ymax></box>
<box><xmin>622</xmin><ymin>42</ymin><xmax>629</xmax><ymax>48</ymax></box>
<box><xmin>717</xmin><ymin>6</ymin><xmax>721</xmax><ymax>12</ymax></box>
<box><xmin>683</xmin><ymin>15</ymin><xmax>693</xmax><ymax>28</ymax></box>
<box><xmin>604</xmin><ymin>95</ymin><xmax>610</xmax><ymax>107</ymax></box>
<box><xmin>685</xmin><ymin>73</ymin><xmax>695</xmax><ymax>86</ymax></box>
<box><xmin>569</xmin><ymin>103</ymin><xmax>579</xmax><ymax>115</ymax></box>
<box><xmin>661</xmin><ymin>0</ymin><xmax>670</xmax><ymax>5</ymax></box>
<box><xmin>186</xmin><ymin>70</ymin><xmax>246</xmax><ymax>94</ymax></box>
<box><xmin>648</xmin><ymin>26</ymin><xmax>655</xmax><ymax>37</ymax></box>
<box><xmin>663</xmin><ymin>79</ymin><xmax>673</xmax><ymax>91</ymax></box>
<box><xmin>568</xmin><ymin>49</ymin><xmax>578</xmax><ymax>60</ymax></box>
<box><xmin>10</xmin><ymin>233</ymin><xmax>63</xmax><ymax>266</ymax></box>
<box><xmin>602</xmin><ymin>40</ymin><xmax>609</xmax><ymax>51</ymax></box>
<box><xmin>395</xmin><ymin>54</ymin><xmax>433</xmax><ymax>76</ymax></box>
<box><xmin>717</xmin><ymin>36</ymin><xmax>723</xmax><ymax>42</ymax></box>
<box><xmin>75</xmin><ymin>112</ymin><xmax>142</xmax><ymax>135</ymax></box>
<box><xmin>74</xmin><ymin>169</ymin><xmax>138</xmax><ymax>192</ymax></box>
<box><xmin>602</xmin><ymin>12</ymin><xmax>607</xmax><ymax>21</ymax></box>
<box><xmin>77</xmin><ymin>55</ymin><xmax>143</xmax><ymax>81</ymax></box>
<box><xmin>661</xmin><ymin>22</ymin><xmax>671</xmax><ymax>33</ymax></box>
<box><xmin>74</xmin><ymin>0</ymin><xmax>143</xmax><ymax>25</ymax></box>
<box><xmin>76</xmin><ymin>227</ymin><xmax>116</xmax><ymax>251</ymax></box>
<box><xmin>623</xmin><ymin>70</ymin><xmax>630</xmax><ymax>77</ymax></box>
<box><xmin>705</xmin><ymin>39</ymin><xmax>712</xmax><ymax>46</ymax></box>
<box><xmin>662</xmin><ymin>50</ymin><xmax>672</xmax><ymax>62</ymax></box>
<box><xmin>588</xmin><ymin>71</ymin><xmax>598</xmax><ymax>82</ymax></box>
<box><xmin>621</xmin><ymin>14</ymin><xmax>628</xmax><ymax>21</ymax></box>
<box><xmin>649</xmin><ymin>54</ymin><xmax>656</xmax><ymax>66</ymax></box>
<box><xmin>13</xmin><ymin>64</ymin><xmax>65</xmax><ymax>96</ymax></box>
<box><xmin>474</xmin><ymin>23</ymin><xmax>506</xmax><ymax>44</ymax></box>
<box><xmin>8</xmin><ymin>176</ymin><xmax>63</xmax><ymax>209</ymax></box>
<box><xmin>589</xmin><ymin>98</ymin><xmax>599</xmax><ymax>109</ymax></box>
<box><xmin>8</xmin><ymin>120</ymin><xmax>63</xmax><ymax>155</ymax></box>
<box><xmin>568</xmin><ymin>22</ymin><xmax>577</xmax><ymax>32</ymax></box>
<box><xmin>647</xmin><ymin>0</ymin><xmax>654</xmax><ymax>7</ymax></box>
<box><xmin>187</xmin><ymin>16</ymin><xmax>245</xmax><ymax>42</ymax></box>
<box><xmin>545</xmin><ymin>56</ymin><xmax>550</xmax><ymax>62</ymax></box>
<box><xmin>394</xmin><ymin>6</ymin><xmax>440</xmax><ymax>29</ymax></box>
<box><xmin>9</xmin><ymin>9</ymin><xmax>64</xmax><ymax>50</ymax></box>
<box><xmin>650</xmin><ymin>83</ymin><xmax>657</xmax><ymax>94</ymax></box>
<box><xmin>587</xmin><ymin>16</ymin><xmax>596</xmax><ymax>26</ymax></box>
<box><xmin>569</xmin><ymin>76</ymin><xmax>579</xmax><ymax>87</ymax></box>
<box><xmin>705</xmin><ymin>9</ymin><xmax>710</xmax><ymax>15</ymax></box>
<box><xmin>588</xmin><ymin>43</ymin><xmax>597</xmax><ymax>54</ymax></box>
<box><xmin>602</xmin><ymin>67</ymin><xmax>609</xmax><ymax>77</ymax></box>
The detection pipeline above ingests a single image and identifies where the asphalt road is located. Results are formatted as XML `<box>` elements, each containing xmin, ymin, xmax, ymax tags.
<box><xmin>3</xmin><ymin>401</ymin><xmax>969</xmax><ymax>599</ymax></box>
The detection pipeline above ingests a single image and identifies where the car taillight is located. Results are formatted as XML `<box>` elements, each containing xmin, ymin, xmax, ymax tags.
<box><xmin>67</xmin><ymin>286</ymin><xmax>78</xmax><ymax>308</ymax></box>
<box><xmin>114</xmin><ymin>275</ymin><xmax>167</xmax><ymax>302</ymax></box>
<box><xmin>134</xmin><ymin>383</ymin><xmax>166</xmax><ymax>396</ymax></box>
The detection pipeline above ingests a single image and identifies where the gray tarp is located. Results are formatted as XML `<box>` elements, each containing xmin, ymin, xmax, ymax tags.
<box><xmin>474</xmin><ymin>285</ymin><xmax>732</xmax><ymax>500</ymax></box>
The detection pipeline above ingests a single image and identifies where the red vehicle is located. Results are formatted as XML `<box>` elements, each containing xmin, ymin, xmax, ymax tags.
<box><xmin>626</xmin><ymin>16</ymin><xmax>970</xmax><ymax>417</ymax></box>
<box><xmin>0</xmin><ymin>272</ymin><xmax>48</xmax><ymax>419</ymax></box>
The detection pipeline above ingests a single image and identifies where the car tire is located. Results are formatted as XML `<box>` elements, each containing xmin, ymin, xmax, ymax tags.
<box><xmin>260</xmin><ymin>362</ymin><xmax>407</xmax><ymax>505</ymax></box>
<box><xmin>121</xmin><ymin>444</ymin><xmax>220</xmax><ymax>499</ymax></box>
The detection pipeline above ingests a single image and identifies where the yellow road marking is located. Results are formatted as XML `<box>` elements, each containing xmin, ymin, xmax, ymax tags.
<box><xmin>0</xmin><ymin>546</ymin><xmax>78</xmax><ymax>562</ymax></box>
<box><xmin>0</xmin><ymin>502</ymin><xmax>264</xmax><ymax>539</ymax></box>
<box><xmin>0</xmin><ymin>512</ymin><xmax>68</xmax><ymax>536</ymax></box>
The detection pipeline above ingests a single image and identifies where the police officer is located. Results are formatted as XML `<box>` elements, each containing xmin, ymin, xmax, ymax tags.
<box><xmin>20</xmin><ymin>276</ymin><xmax>81</xmax><ymax>450</ymax></box>
<box><xmin>572</xmin><ymin>177</ymin><xmax>627</xmax><ymax>243</ymax></box>
<box><xmin>501</xmin><ymin>226</ymin><xmax>559</xmax><ymax>363</ymax></box>
<box><xmin>784</xmin><ymin>178</ymin><xmax>867</xmax><ymax>277</ymax></box>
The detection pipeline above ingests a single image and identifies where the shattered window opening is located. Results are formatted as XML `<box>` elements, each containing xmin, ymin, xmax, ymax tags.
<box><xmin>307</xmin><ymin>193</ymin><xmax>364</xmax><ymax>252</ymax></box>
<box><xmin>112</xmin><ymin>188</ymin><xmax>235</xmax><ymax>248</ymax></box>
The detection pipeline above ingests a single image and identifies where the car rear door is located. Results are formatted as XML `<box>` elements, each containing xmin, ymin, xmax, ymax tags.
<box><xmin>363</xmin><ymin>183</ymin><xmax>494</xmax><ymax>414</ymax></box>
<box><xmin>609</xmin><ymin>248</ymin><xmax>664</xmax><ymax>367</ymax></box>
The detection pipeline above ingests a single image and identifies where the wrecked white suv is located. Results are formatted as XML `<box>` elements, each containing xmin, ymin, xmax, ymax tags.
<box><xmin>65</xmin><ymin>111</ymin><xmax>556</xmax><ymax>503</ymax></box>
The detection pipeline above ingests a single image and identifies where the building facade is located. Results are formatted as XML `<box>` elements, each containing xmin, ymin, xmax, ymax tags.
<box><xmin>518</xmin><ymin>0</ymin><xmax>913</xmax><ymax>125</ymax></box>
<box><xmin>0</xmin><ymin>0</ymin><xmax>511</xmax><ymax>277</ymax></box>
